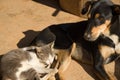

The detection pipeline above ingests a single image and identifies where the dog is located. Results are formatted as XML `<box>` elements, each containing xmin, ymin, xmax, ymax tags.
<box><xmin>1</xmin><ymin>42</ymin><xmax>58</xmax><ymax>80</ymax></box>
<box><xmin>59</xmin><ymin>21</ymin><xmax>117</xmax><ymax>80</ymax></box>
<box><xmin>31</xmin><ymin>19</ymin><xmax>117</xmax><ymax>80</ymax></box>
<box><xmin>82</xmin><ymin>0</ymin><xmax>120</xmax><ymax>41</ymax></box>
<box><xmin>81</xmin><ymin>0</ymin><xmax>120</xmax><ymax>79</ymax></box>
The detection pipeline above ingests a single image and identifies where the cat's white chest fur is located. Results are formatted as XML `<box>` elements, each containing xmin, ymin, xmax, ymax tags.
<box><xmin>16</xmin><ymin>52</ymin><xmax>52</xmax><ymax>80</ymax></box>
<box><xmin>28</xmin><ymin>52</ymin><xmax>46</xmax><ymax>68</ymax></box>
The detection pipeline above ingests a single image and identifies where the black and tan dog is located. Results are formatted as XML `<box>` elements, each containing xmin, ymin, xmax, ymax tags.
<box><xmin>30</xmin><ymin>1</ymin><xmax>120</xmax><ymax>80</ymax></box>
<box><xmin>81</xmin><ymin>0</ymin><xmax>120</xmax><ymax>80</ymax></box>
<box><xmin>31</xmin><ymin>19</ymin><xmax>117</xmax><ymax>80</ymax></box>
<box><xmin>82</xmin><ymin>0</ymin><xmax>120</xmax><ymax>41</ymax></box>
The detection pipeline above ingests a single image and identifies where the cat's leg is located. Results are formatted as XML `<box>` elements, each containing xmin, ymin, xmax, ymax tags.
<box><xmin>35</xmin><ymin>67</ymin><xmax>58</xmax><ymax>74</ymax></box>
<box><xmin>21</xmin><ymin>46</ymin><xmax>36</xmax><ymax>51</ymax></box>
<box><xmin>32</xmin><ymin>63</ymin><xmax>57</xmax><ymax>74</ymax></box>
<box><xmin>40</xmin><ymin>68</ymin><xmax>58</xmax><ymax>80</ymax></box>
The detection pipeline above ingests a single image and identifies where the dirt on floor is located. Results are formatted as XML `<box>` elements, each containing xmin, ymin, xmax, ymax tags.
<box><xmin>0</xmin><ymin>0</ymin><xmax>120</xmax><ymax>80</ymax></box>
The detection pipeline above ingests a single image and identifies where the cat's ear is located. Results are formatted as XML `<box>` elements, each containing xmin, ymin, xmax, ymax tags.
<box><xmin>47</xmin><ymin>41</ymin><xmax>55</xmax><ymax>48</ymax></box>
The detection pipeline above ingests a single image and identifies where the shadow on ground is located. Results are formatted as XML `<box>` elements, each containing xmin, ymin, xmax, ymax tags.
<box><xmin>0</xmin><ymin>55</ymin><xmax>3</xmax><ymax>80</ymax></box>
<box><xmin>78</xmin><ymin>62</ymin><xmax>100</xmax><ymax>80</ymax></box>
<box><xmin>74</xmin><ymin>56</ymin><xmax>120</xmax><ymax>80</ymax></box>
<box><xmin>17</xmin><ymin>30</ymin><xmax>40</xmax><ymax>48</ymax></box>
<box><xmin>32</xmin><ymin>0</ymin><xmax>62</xmax><ymax>16</ymax></box>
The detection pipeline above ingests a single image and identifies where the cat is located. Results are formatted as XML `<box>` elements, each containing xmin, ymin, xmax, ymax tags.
<box><xmin>1</xmin><ymin>42</ymin><xmax>58</xmax><ymax>80</ymax></box>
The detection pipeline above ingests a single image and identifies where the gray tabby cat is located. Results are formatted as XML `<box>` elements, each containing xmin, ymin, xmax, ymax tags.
<box><xmin>1</xmin><ymin>42</ymin><xmax>58</xmax><ymax>80</ymax></box>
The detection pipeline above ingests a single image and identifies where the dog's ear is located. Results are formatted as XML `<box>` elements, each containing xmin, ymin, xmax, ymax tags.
<box><xmin>111</xmin><ymin>5</ymin><xmax>120</xmax><ymax>15</ymax></box>
<box><xmin>81</xmin><ymin>0</ymin><xmax>98</xmax><ymax>15</ymax></box>
<box><xmin>81</xmin><ymin>1</ymin><xmax>92</xmax><ymax>15</ymax></box>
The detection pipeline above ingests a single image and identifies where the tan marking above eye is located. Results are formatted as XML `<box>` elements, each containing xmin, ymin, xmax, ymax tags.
<box><xmin>95</xmin><ymin>13</ymin><xmax>100</xmax><ymax>18</ymax></box>
<box><xmin>95</xmin><ymin>13</ymin><xmax>104</xmax><ymax>21</ymax></box>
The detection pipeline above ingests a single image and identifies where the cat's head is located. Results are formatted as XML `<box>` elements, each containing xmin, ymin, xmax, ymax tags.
<box><xmin>35</xmin><ymin>42</ymin><xmax>55</xmax><ymax>65</ymax></box>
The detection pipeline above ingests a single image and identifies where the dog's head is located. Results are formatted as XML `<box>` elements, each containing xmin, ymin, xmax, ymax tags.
<box><xmin>82</xmin><ymin>0</ymin><xmax>120</xmax><ymax>41</ymax></box>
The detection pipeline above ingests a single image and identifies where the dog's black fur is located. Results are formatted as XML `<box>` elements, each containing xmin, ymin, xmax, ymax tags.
<box><xmin>31</xmin><ymin>20</ymin><xmax>116</xmax><ymax>80</ymax></box>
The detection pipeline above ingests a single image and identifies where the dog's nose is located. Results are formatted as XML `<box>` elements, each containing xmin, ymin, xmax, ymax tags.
<box><xmin>84</xmin><ymin>33</ymin><xmax>91</xmax><ymax>40</ymax></box>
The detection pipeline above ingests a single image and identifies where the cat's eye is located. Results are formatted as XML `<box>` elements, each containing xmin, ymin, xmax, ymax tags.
<box><xmin>45</xmin><ymin>63</ymin><xmax>49</xmax><ymax>68</ymax></box>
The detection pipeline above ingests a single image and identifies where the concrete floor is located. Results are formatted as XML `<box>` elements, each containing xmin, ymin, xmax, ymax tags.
<box><xmin>0</xmin><ymin>0</ymin><xmax>120</xmax><ymax>80</ymax></box>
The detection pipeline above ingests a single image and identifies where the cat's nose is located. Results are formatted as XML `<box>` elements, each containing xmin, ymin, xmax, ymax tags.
<box><xmin>46</xmin><ymin>60</ymin><xmax>51</xmax><ymax>65</ymax></box>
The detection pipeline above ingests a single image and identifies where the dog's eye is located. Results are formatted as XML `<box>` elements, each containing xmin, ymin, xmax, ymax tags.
<box><xmin>99</xmin><ymin>17</ymin><xmax>104</xmax><ymax>21</ymax></box>
<box><xmin>94</xmin><ymin>17</ymin><xmax>105</xmax><ymax>26</ymax></box>
<box><xmin>99</xmin><ymin>17</ymin><xmax>105</xmax><ymax>23</ymax></box>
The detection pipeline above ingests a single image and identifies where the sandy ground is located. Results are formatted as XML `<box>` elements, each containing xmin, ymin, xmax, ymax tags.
<box><xmin>0</xmin><ymin>0</ymin><xmax>120</xmax><ymax>80</ymax></box>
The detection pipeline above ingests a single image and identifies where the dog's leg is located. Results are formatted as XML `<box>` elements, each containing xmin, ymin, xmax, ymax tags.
<box><xmin>93</xmin><ymin>51</ymin><xmax>111</xmax><ymax>80</ymax></box>
<box><xmin>104</xmin><ymin>53</ymin><xmax>119</xmax><ymax>64</ymax></box>
<box><xmin>53</xmin><ymin>49</ymin><xmax>72</xmax><ymax>80</ymax></box>
<box><xmin>48</xmin><ymin>43</ymin><xmax>76</xmax><ymax>80</ymax></box>
<box><xmin>58</xmin><ymin>56</ymin><xmax>71</xmax><ymax>80</ymax></box>
<box><xmin>52</xmin><ymin>43</ymin><xmax>76</xmax><ymax>80</ymax></box>
<box><xmin>94</xmin><ymin>45</ymin><xmax>117</xmax><ymax>80</ymax></box>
